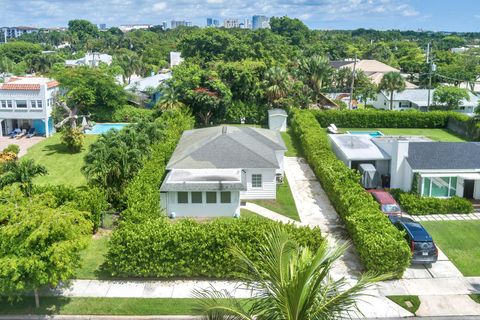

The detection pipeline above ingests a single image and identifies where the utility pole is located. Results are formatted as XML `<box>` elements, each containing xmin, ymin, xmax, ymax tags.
<box><xmin>348</xmin><ymin>53</ymin><xmax>357</xmax><ymax>109</ymax></box>
<box><xmin>426</xmin><ymin>42</ymin><xmax>435</xmax><ymax>109</ymax></box>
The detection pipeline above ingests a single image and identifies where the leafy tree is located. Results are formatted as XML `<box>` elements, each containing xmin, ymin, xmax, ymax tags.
<box><xmin>270</xmin><ymin>16</ymin><xmax>311</xmax><ymax>46</ymax></box>
<box><xmin>378</xmin><ymin>72</ymin><xmax>406</xmax><ymax>110</ymax></box>
<box><xmin>0</xmin><ymin>41</ymin><xmax>42</xmax><ymax>63</ymax></box>
<box><xmin>298</xmin><ymin>55</ymin><xmax>332</xmax><ymax>106</ymax></box>
<box><xmin>0</xmin><ymin>185</ymin><xmax>92</xmax><ymax>308</ymax></box>
<box><xmin>82</xmin><ymin>126</ymin><xmax>151</xmax><ymax>207</ymax></box>
<box><xmin>113</xmin><ymin>48</ymin><xmax>142</xmax><ymax>84</ymax></box>
<box><xmin>68</xmin><ymin>19</ymin><xmax>99</xmax><ymax>45</ymax></box>
<box><xmin>433</xmin><ymin>85</ymin><xmax>470</xmax><ymax>110</ymax></box>
<box><xmin>263</xmin><ymin>66</ymin><xmax>290</xmax><ymax>108</ymax></box>
<box><xmin>439</xmin><ymin>35</ymin><xmax>466</xmax><ymax>50</ymax></box>
<box><xmin>363</xmin><ymin>41</ymin><xmax>396</xmax><ymax>66</ymax></box>
<box><xmin>0</xmin><ymin>159</ymin><xmax>47</xmax><ymax>196</ymax></box>
<box><xmin>156</xmin><ymin>86</ymin><xmax>185</xmax><ymax>111</ymax></box>
<box><xmin>194</xmin><ymin>227</ymin><xmax>378</xmax><ymax>319</ymax></box>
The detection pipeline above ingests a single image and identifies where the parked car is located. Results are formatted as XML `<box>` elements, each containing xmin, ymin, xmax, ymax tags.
<box><xmin>368</xmin><ymin>190</ymin><xmax>402</xmax><ymax>215</ymax></box>
<box><xmin>389</xmin><ymin>215</ymin><xmax>438</xmax><ymax>265</ymax></box>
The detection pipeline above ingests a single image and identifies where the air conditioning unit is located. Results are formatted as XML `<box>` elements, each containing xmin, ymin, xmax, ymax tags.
<box><xmin>276</xmin><ymin>174</ymin><xmax>284</xmax><ymax>184</ymax></box>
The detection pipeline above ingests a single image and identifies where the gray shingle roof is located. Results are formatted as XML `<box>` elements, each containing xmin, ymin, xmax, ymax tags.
<box><xmin>407</xmin><ymin>142</ymin><xmax>480</xmax><ymax>170</ymax></box>
<box><xmin>167</xmin><ymin>126</ymin><xmax>286</xmax><ymax>170</ymax></box>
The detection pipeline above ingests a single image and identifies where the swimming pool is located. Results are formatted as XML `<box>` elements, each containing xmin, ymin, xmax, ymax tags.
<box><xmin>346</xmin><ymin>131</ymin><xmax>384</xmax><ymax>138</ymax></box>
<box><xmin>85</xmin><ymin>123</ymin><xmax>129</xmax><ymax>134</ymax></box>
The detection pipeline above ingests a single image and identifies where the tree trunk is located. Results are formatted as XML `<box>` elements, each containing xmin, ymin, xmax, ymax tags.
<box><xmin>34</xmin><ymin>288</ymin><xmax>40</xmax><ymax>308</ymax></box>
<box><xmin>390</xmin><ymin>91</ymin><xmax>394</xmax><ymax>111</ymax></box>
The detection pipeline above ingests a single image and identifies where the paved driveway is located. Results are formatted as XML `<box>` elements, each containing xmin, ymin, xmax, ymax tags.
<box><xmin>0</xmin><ymin>136</ymin><xmax>44</xmax><ymax>157</ymax></box>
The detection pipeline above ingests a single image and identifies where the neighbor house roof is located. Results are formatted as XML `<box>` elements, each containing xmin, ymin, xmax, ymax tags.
<box><xmin>407</xmin><ymin>142</ymin><xmax>480</xmax><ymax>170</ymax></box>
<box><xmin>381</xmin><ymin>89</ymin><xmax>479</xmax><ymax>107</ymax></box>
<box><xmin>167</xmin><ymin>126</ymin><xmax>287</xmax><ymax>170</ymax></box>
<box><xmin>160</xmin><ymin>169</ymin><xmax>246</xmax><ymax>192</ymax></box>
<box><xmin>125</xmin><ymin>72</ymin><xmax>172</xmax><ymax>92</ymax></box>
<box><xmin>0</xmin><ymin>77</ymin><xmax>59</xmax><ymax>91</ymax></box>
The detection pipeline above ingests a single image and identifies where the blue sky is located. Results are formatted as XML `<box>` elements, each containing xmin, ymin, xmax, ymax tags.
<box><xmin>0</xmin><ymin>0</ymin><xmax>479</xmax><ymax>32</ymax></box>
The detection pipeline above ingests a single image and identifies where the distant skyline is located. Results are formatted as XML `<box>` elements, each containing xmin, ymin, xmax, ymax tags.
<box><xmin>1</xmin><ymin>0</ymin><xmax>480</xmax><ymax>32</ymax></box>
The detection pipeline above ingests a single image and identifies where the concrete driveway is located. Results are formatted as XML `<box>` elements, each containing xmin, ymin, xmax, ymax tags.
<box><xmin>0</xmin><ymin>136</ymin><xmax>44</xmax><ymax>157</ymax></box>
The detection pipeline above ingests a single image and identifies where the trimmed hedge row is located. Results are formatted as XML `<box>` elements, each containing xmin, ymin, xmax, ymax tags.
<box><xmin>290</xmin><ymin>109</ymin><xmax>411</xmax><ymax>277</ymax></box>
<box><xmin>122</xmin><ymin>109</ymin><xmax>195</xmax><ymax>222</ymax></box>
<box><xmin>312</xmin><ymin>109</ymin><xmax>460</xmax><ymax>129</ymax></box>
<box><xmin>390</xmin><ymin>189</ymin><xmax>473</xmax><ymax>215</ymax></box>
<box><xmin>105</xmin><ymin>216</ymin><xmax>323</xmax><ymax>278</ymax></box>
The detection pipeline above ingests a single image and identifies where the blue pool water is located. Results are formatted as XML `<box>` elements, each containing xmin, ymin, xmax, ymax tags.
<box><xmin>346</xmin><ymin>131</ymin><xmax>384</xmax><ymax>138</ymax></box>
<box><xmin>85</xmin><ymin>123</ymin><xmax>129</xmax><ymax>134</ymax></box>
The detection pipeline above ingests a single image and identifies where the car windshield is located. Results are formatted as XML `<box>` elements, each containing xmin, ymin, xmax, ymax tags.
<box><xmin>382</xmin><ymin>204</ymin><xmax>401</xmax><ymax>213</ymax></box>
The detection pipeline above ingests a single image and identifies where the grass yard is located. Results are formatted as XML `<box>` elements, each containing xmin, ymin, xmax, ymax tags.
<box><xmin>422</xmin><ymin>221</ymin><xmax>480</xmax><ymax>276</ymax></box>
<box><xmin>470</xmin><ymin>294</ymin><xmax>480</xmax><ymax>304</ymax></box>
<box><xmin>251</xmin><ymin>176</ymin><xmax>300</xmax><ymax>221</ymax></box>
<box><xmin>281</xmin><ymin>129</ymin><xmax>302</xmax><ymax>157</ymax></box>
<box><xmin>0</xmin><ymin>297</ymin><xmax>253</xmax><ymax>315</ymax></box>
<box><xmin>340</xmin><ymin>128</ymin><xmax>466</xmax><ymax>142</ymax></box>
<box><xmin>23</xmin><ymin>134</ymin><xmax>97</xmax><ymax>187</ymax></box>
<box><xmin>387</xmin><ymin>295</ymin><xmax>420</xmax><ymax>315</ymax></box>
<box><xmin>75</xmin><ymin>234</ymin><xmax>109</xmax><ymax>279</ymax></box>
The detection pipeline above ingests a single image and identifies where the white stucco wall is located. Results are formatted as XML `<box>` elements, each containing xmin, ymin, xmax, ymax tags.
<box><xmin>268</xmin><ymin>114</ymin><xmax>287</xmax><ymax>132</ymax></box>
<box><xmin>475</xmin><ymin>180</ymin><xmax>480</xmax><ymax>200</ymax></box>
<box><xmin>161</xmin><ymin>190</ymin><xmax>241</xmax><ymax>217</ymax></box>
<box><xmin>275</xmin><ymin>150</ymin><xmax>285</xmax><ymax>174</ymax></box>
<box><xmin>240</xmin><ymin>168</ymin><xmax>277</xmax><ymax>200</ymax></box>
<box><xmin>372</xmin><ymin>93</ymin><xmax>389</xmax><ymax>110</ymax></box>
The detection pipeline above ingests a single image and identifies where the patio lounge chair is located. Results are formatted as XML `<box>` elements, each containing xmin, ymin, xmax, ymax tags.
<box><xmin>16</xmin><ymin>129</ymin><xmax>27</xmax><ymax>139</ymax></box>
<box><xmin>8</xmin><ymin>128</ymin><xmax>21</xmax><ymax>139</ymax></box>
<box><xmin>329</xmin><ymin>123</ymin><xmax>339</xmax><ymax>131</ymax></box>
<box><xmin>26</xmin><ymin>128</ymin><xmax>36</xmax><ymax>138</ymax></box>
<box><xmin>327</xmin><ymin>125</ymin><xmax>339</xmax><ymax>134</ymax></box>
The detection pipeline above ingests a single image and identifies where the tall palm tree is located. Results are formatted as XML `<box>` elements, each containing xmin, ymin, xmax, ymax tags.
<box><xmin>194</xmin><ymin>227</ymin><xmax>380</xmax><ymax>320</ymax></box>
<box><xmin>0</xmin><ymin>159</ymin><xmax>47</xmax><ymax>196</ymax></box>
<box><xmin>378</xmin><ymin>72</ymin><xmax>406</xmax><ymax>110</ymax></box>
<box><xmin>263</xmin><ymin>66</ymin><xmax>290</xmax><ymax>108</ymax></box>
<box><xmin>299</xmin><ymin>55</ymin><xmax>332</xmax><ymax>105</ymax></box>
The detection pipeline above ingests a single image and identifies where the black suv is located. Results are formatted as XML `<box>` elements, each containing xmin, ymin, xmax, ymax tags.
<box><xmin>389</xmin><ymin>216</ymin><xmax>438</xmax><ymax>265</ymax></box>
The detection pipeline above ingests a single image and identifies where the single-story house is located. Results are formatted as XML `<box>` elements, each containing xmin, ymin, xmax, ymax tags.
<box><xmin>124</xmin><ymin>71</ymin><xmax>172</xmax><ymax>107</ymax></box>
<box><xmin>160</xmin><ymin>126</ymin><xmax>287</xmax><ymax>217</ymax></box>
<box><xmin>330</xmin><ymin>59</ymin><xmax>417</xmax><ymax>89</ymax></box>
<box><xmin>372</xmin><ymin>89</ymin><xmax>480</xmax><ymax>115</ymax></box>
<box><xmin>329</xmin><ymin>134</ymin><xmax>480</xmax><ymax>199</ymax></box>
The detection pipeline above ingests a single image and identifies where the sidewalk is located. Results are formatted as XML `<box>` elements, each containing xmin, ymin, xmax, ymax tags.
<box><xmin>242</xmin><ymin>202</ymin><xmax>301</xmax><ymax>225</ymax></box>
<box><xmin>414</xmin><ymin>212</ymin><xmax>480</xmax><ymax>222</ymax></box>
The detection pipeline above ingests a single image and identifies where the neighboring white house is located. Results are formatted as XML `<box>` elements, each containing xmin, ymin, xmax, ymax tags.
<box><xmin>124</xmin><ymin>71</ymin><xmax>172</xmax><ymax>107</ymax></box>
<box><xmin>65</xmin><ymin>52</ymin><xmax>112</xmax><ymax>67</ymax></box>
<box><xmin>329</xmin><ymin>134</ymin><xmax>480</xmax><ymax>200</ymax></box>
<box><xmin>160</xmin><ymin>126</ymin><xmax>287</xmax><ymax>218</ymax></box>
<box><xmin>0</xmin><ymin>76</ymin><xmax>59</xmax><ymax>137</ymax></box>
<box><xmin>372</xmin><ymin>89</ymin><xmax>480</xmax><ymax>115</ymax></box>
<box><xmin>170</xmin><ymin>52</ymin><xmax>183</xmax><ymax>67</ymax></box>
<box><xmin>268</xmin><ymin>109</ymin><xmax>287</xmax><ymax>132</ymax></box>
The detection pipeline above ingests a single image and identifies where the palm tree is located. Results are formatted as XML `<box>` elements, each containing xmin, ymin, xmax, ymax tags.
<box><xmin>194</xmin><ymin>227</ymin><xmax>380</xmax><ymax>320</ymax></box>
<box><xmin>263</xmin><ymin>66</ymin><xmax>290</xmax><ymax>108</ymax></box>
<box><xmin>299</xmin><ymin>55</ymin><xmax>332</xmax><ymax>106</ymax></box>
<box><xmin>0</xmin><ymin>159</ymin><xmax>47</xmax><ymax>196</ymax></box>
<box><xmin>378</xmin><ymin>72</ymin><xmax>406</xmax><ymax>110</ymax></box>
<box><xmin>156</xmin><ymin>85</ymin><xmax>185</xmax><ymax>111</ymax></box>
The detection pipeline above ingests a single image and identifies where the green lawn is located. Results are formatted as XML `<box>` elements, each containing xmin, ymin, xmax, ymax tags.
<box><xmin>422</xmin><ymin>221</ymin><xmax>480</xmax><ymax>276</ymax></box>
<box><xmin>470</xmin><ymin>294</ymin><xmax>480</xmax><ymax>304</ymax></box>
<box><xmin>340</xmin><ymin>128</ymin><xmax>466</xmax><ymax>142</ymax></box>
<box><xmin>0</xmin><ymin>297</ymin><xmax>252</xmax><ymax>315</ymax></box>
<box><xmin>251</xmin><ymin>177</ymin><xmax>300</xmax><ymax>221</ymax></box>
<box><xmin>75</xmin><ymin>235</ymin><xmax>109</xmax><ymax>279</ymax></box>
<box><xmin>387</xmin><ymin>295</ymin><xmax>420</xmax><ymax>315</ymax></box>
<box><xmin>23</xmin><ymin>134</ymin><xmax>97</xmax><ymax>187</ymax></box>
<box><xmin>281</xmin><ymin>129</ymin><xmax>302</xmax><ymax>157</ymax></box>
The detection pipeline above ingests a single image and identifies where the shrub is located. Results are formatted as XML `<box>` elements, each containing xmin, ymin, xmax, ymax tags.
<box><xmin>3</xmin><ymin>144</ymin><xmax>20</xmax><ymax>155</ymax></box>
<box><xmin>290</xmin><ymin>109</ymin><xmax>411</xmax><ymax>277</ymax></box>
<box><xmin>61</xmin><ymin>127</ymin><xmax>84</xmax><ymax>153</ymax></box>
<box><xmin>390</xmin><ymin>189</ymin><xmax>473</xmax><ymax>215</ymax></box>
<box><xmin>112</xmin><ymin>105</ymin><xmax>154</xmax><ymax>122</ymax></box>
<box><xmin>105</xmin><ymin>217</ymin><xmax>323</xmax><ymax>278</ymax></box>
<box><xmin>312</xmin><ymin>109</ymin><xmax>454</xmax><ymax>128</ymax></box>
<box><xmin>225</xmin><ymin>101</ymin><xmax>268</xmax><ymax>125</ymax></box>
<box><xmin>0</xmin><ymin>151</ymin><xmax>17</xmax><ymax>164</ymax></box>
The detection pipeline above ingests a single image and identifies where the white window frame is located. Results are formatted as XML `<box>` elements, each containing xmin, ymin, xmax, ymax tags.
<box><xmin>421</xmin><ymin>176</ymin><xmax>457</xmax><ymax>198</ymax></box>
<box><xmin>15</xmin><ymin>100</ymin><xmax>27</xmax><ymax>109</ymax></box>
<box><xmin>37</xmin><ymin>100</ymin><xmax>43</xmax><ymax>109</ymax></box>
<box><xmin>252</xmin><ymin>174</ymin><xmax>262</xmax><ymax>188</ymax></box>
<box><xmin>7</xmin><ymin>100</ymin><xmax>13</xmax><ymax>108</ymax></box>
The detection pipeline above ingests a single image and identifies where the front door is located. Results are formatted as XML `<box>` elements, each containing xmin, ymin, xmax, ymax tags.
<box><xmin>464</xmin><ymin>180</ymin><xmax>475</xmax><ymax>199</ymax></box>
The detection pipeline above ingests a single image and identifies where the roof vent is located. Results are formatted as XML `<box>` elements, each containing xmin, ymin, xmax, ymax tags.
<box><xmin>222</xmin><ymin>126</ymin><xmax>228</xmax><ymax>134</ymax></box>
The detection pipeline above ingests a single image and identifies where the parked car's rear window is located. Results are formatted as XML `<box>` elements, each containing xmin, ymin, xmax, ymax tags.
<box><xmin>382</xmin><ymin>204</ymin><xmax>401</xmax><ymax>213</ymax></box>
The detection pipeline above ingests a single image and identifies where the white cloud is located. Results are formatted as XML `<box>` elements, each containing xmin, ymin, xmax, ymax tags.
<box><xmin>153</xmin><ymin>2</ymin><xmax>167</xmax><ymax>12</ymax></box>
<box><xmin>207</xmin><ymin>0</ymin><xmax>224</xmax><ymax>3</ymax></box>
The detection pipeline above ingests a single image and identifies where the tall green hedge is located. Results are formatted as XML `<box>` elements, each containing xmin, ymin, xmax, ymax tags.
<box><xmin>290</xmin><ymin>109</ymin><xmax>411</xmax><ymax>277</ymax></box>
<box><xmin>312</xmin><ymin>109</ymin><xmax>456</xmax><ymax>128</ymax></box>
<box><xmin>105</xmin><ymin>217</ymin><xmax>323</xmax><ymax>278</ymax></box>
<box><xmin>122</xmin><ymin>108</ymin><xmax>195</xmax><ymax>222</ymax></box>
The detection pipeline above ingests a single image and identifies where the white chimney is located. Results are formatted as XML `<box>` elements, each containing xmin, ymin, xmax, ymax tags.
<box><xmin>389</xmin><ymin>139</ymin><xmax>409</xmax><ymax>190</ymax></box>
